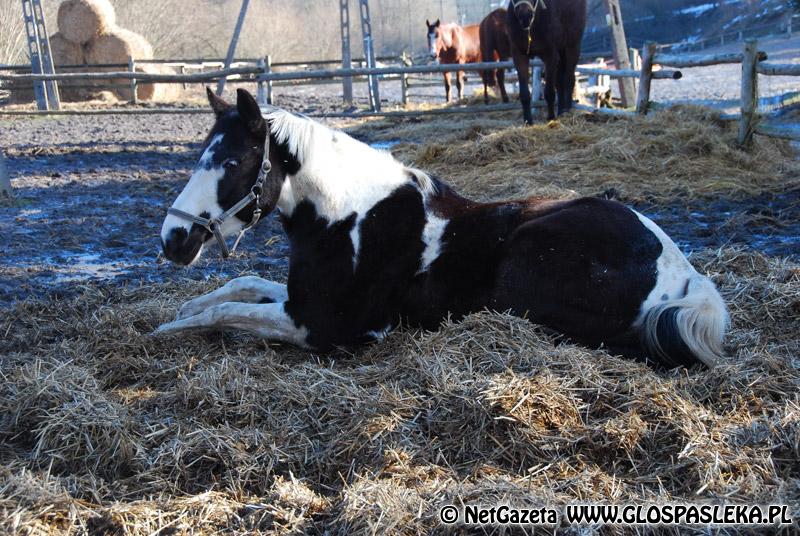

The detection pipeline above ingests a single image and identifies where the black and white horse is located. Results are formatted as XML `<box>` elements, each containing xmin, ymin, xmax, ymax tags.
<box><xmin>158</xmin><ymin>88</ymin><xmax>729</xmax><ymax>368</ymax></box>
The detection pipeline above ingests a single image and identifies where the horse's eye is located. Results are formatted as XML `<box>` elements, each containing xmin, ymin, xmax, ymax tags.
<box><xmin>223</xmin><ymin>158</ymin><xmax>239</xmax><ymax>169</ymax></box>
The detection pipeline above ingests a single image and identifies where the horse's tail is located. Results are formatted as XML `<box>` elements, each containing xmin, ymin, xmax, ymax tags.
<box><xmin>640</xmin><ymin>273</ymin><xmax>728</xmax><ymax>368</ymax></box>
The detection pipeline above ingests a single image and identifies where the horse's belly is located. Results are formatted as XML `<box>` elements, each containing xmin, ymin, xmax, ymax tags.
<box><xmin>492</xmin><ymin>198</ymin><xmax>666</xmax><ymax>342</ymax></box>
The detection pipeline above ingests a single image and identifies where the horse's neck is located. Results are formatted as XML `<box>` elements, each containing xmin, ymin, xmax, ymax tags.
<box><xmin>276</xmin><ymin>130</ymin><xmax>411</xmax><ymax>224</ymax></box>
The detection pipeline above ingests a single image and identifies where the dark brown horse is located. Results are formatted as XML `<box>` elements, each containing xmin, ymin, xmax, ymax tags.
<box><xmin>506</xmin><ymin>0</ymin><xmax>587</xmax><ymax>123</ymax></box>
<box><xmin>479</xmin><ymin>9</ymin><xmax>511</xmax><ymax>104</ymax></box>
<box><xmin>426</xmin><ymin>19</ymin><xmax>482</xmax><ymax>102</ymax></box>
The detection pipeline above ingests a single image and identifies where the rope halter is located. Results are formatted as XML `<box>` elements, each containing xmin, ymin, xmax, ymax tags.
<box><xmin>510</xmin><ymin>0</ymin><xmax>547</xmax><ymax>52</ymax></box>
<box><xmin>167</xmin><ymin>133</ymin><xmax>272</xmax><ymax>259</ymax></box>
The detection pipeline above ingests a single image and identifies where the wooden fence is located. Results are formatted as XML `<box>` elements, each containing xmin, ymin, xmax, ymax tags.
<box><xmin>0</xmin><ymin>39</ymin><xmax>798</xmax><ymax>145</ymax></box>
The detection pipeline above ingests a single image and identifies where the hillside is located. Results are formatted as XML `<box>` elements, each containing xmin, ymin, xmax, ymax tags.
<box><xmin>583</xmin><ymin>0</ymin><xmax>795</xmax><ymax>51</ymax></box>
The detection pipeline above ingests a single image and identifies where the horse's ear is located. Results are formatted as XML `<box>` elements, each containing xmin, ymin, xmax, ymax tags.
<box><xmin>426</xmin><ymin>19</ymin><xmax>430</xmax><ymax>27</ymax></box>
<box><xmin>434</xmin><ymin>19</ymin><xmax>440</xmax><ymax>27</ymax></box>
<box><xmin>206</xmin><ymin>87</ymin><xmax>231</xmax><ymax>117</ymax></box>
<box><xmin>236</xmin><ymin>88</ymin><xmax>266</xmax><ymax>136</ymax></box>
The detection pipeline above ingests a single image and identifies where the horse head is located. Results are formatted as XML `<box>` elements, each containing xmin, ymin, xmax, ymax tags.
<box><xmin>160</xmin><ymin>88</ymin><xmax>286</xmax><ymax>266</ymax></box>
<box><xmin>425</xmin><ymin>19</ymin><xmax>446</xmax><ymax>60</ymax></box>
<box><xmin>509</xmin><ymin>0</ymin><xmax>545</xmax><ymax>32</ymax></box>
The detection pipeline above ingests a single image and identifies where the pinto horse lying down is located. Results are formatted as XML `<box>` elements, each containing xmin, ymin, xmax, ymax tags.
<box><xmin>158</xmin><ymin>88</ymin><xmax>729</xmax><ymax>368</ymax></box>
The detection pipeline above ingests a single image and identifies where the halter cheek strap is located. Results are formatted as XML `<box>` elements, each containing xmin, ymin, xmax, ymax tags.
<box><xmin>167</xmin><ymin>133</ymin><xmax>272</xmax><ymax>259</ymax></box>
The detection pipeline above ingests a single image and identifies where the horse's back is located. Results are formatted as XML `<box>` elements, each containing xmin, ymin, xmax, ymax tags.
<box><xmin>493</xmin><ymin>197</ymin><xmax>664</xmax><ymax>344</ymax></box>
<box><xmin>479</xmin><ymin>9</ymin><xmax>510</xmax><ymax>59</ymax></box>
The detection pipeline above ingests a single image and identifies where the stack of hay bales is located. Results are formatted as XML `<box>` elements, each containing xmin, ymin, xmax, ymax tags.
<box><xmin>12</xmin><ymin>0</ymin><xmax>180</xmax><ymax>103</ymax></box>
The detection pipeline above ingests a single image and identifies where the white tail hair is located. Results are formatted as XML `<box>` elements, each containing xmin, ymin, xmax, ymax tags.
<box><xmin>641</xmin><ymin>274</ymin><xmax>729</xmax><ymax>368</ymax></box>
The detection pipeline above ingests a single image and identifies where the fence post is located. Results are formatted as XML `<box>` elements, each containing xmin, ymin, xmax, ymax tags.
<box><xmin>629</xmin><ymin>47</ymin><xmax>640</xmax><ymax>94</ymax></box>
<box><xmin>256</xmin><ymin>57</ymin><xmax>267</xmax><ymax>105</ymax></box>
<box><xmin>0</xmin><ymin>151</ymin><xmax>11</xmax><ymax>199</ymax></box>
<box><xmin>266</xmin><ymin>55</ymin><xmax>273</xmax><ymax>105</ymax></box>
<box><xmin>738</xmin><ymin>39</ymin><xmax>759</xmax><ymax>147</ymax></box>
<box><xmin>128</xmin><ymin>56</ymin><xmax>137</xmax><ymax>104</ymax></box>
<box><xmin>636</xmin><ymin>42</ymin><xmax>657</xmax><ymax>115</ymax></box>
<box><xmin>400</xmin><ymin>53</ymin><xmax>409</xmax><ymax>105</ymax></box>
<box><xmin>532</xmin><ymin>64</ymin><xmax>542</xmax><ymax>108</ymax></box>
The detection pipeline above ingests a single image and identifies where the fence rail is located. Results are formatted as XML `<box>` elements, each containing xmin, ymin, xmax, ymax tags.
<box><xmin>1</xmin><ymin>39</ymin><xmax>798</xmax><ymax>145</ymax></box>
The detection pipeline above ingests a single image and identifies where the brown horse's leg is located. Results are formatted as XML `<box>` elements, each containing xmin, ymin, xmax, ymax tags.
<box><xmin>497</xmin><ymin>68</ymin><xmax>509</xmax><ymax>103</ymax></box>
<box><xmin>443</xmin><ymin>71</ymin><xmax>452</xmax><ymax>103</ymax></box>
<box><xmin>562</xmin><ymin>46</ymin><xmax>581</xmax><ymax>114</ymax></box>
<box><xmin>512</xmin><ymin>53</ymin><xmax>533</xmax><ymax>125</ymax></box>
<box><xmin>543</xmin><ymin>53</ymin><xmax>558</xmax><ymax>121</ymax></box>
<box><xmin>456</xmin><ymin>69</ymin><xmax>464</xmax><ymax>101</ymax></box>
<box><xmin>556</xmin><ymin>53</ymin><xmax>569</xmax><ymax>116</ymax></box>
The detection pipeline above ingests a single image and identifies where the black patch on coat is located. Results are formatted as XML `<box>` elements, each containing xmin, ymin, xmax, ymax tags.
<box><xmin>282</xmin><ymin>184</ymin><xmax>426</xmax><ymax>350</ymax></box>
<box><xmin>202</xmin><ymin>110</ymin><xmax>301</xmax><ymax>223</ymax></box>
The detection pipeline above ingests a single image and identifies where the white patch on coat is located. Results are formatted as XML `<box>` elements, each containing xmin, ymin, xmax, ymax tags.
<box><xmin>632</xmin><ymin>209</ymin><xmax>729</xmax><ymax>366</ymax></box>
<box><xmin>632</xmin><ymin>209</ymin><xmax>697</xmax><ymax>323</ymax></box>
<box><xmin>350</xmin><ymin>215</ymin><xmax>365</xmax><ymax>271</ymax></box>
<box><xmin>161</xmin><ymin>134</ymin><xmax>233</xmax><ymax>244</ymax></box>
<box><xmin>418</xmin><ymin>213</ymin><xmax>448</xmax><ymax>274</ymax></box>
<box><xmin>366</xmin><ymin>324</ymin><xmax>394</xmax><ymax>341</ymax></box>
<box><xmin>266</xmin><ymin>109</ymin><xmax>436</xmax><ymax>225</ymax></box>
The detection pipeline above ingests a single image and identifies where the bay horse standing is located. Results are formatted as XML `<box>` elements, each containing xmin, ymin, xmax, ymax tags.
<box><xmin>479</xmin><ymin>9</ymin><xmax>511</xmax><ymax>104</ymax></box>
<box><xmin>157</xmin><ymin>88</ymin><xmax>729</xmax><ymax>370</ymax></box>
<box><xmin>426</xmin><ymin>19</ymin><xmax>482</xmax><ymax>102</ymax></box>
<box><xmin>507</xmin><ymin>0</ymin><xmax>587</xmax><ymax>123</ymax></box>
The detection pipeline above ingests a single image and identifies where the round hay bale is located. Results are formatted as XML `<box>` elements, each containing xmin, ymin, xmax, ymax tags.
<box><xmin>136</xmin><ymin>65</ymin><xmax>184</xmax><ymax>102</ymax></box>
<box><xmin>57</xmin><ymin>0</ymin><xmax>116</xmax><ymax>45</ymax></box>
<box><xmin>85</xmin><ymin>27</ymin><xmax>154</xmax><ymax>66</ymax></box>
<box><xmin>49</xmin><ymin>32</ymin><xmax>85</xmax><ymax>66</ymax></box>
<box><xmin>85</xmin><ymin>27</ymin><xmax>154</xmax><ymax>101</ymax></box>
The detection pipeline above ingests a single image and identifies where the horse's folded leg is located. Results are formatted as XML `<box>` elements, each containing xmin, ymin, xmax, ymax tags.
<box><xmin>176</xmin><ymin>276</ymin><xmax>288</xmax><ymax>320</ymax></box>
<box><xmin>154</xmin><ymin>302</ymin><xmax>309</xmax><ymax>347</ymax></box>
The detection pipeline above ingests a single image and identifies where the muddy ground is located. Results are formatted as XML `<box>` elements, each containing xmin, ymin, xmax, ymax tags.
<box><xmin>0</xmin><ymin>110</ymin><xmax>798</xmax><ymax>306</ymax></box>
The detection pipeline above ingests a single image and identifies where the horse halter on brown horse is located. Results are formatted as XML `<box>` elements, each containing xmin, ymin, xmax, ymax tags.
<box><xmin>511</xmin><ymin>0</ymin><xmax>547</xmax><ymax>53</ymax></box>
<box><xmin>167</xmin><ymin>134</ymin><xmax>273</xmax><ymax>259</ymax></box>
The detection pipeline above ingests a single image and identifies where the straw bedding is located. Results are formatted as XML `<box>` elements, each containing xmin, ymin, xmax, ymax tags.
<box><xmin>361</xmin><ymin>106</ymin><xmax>800</xmax><ymax>203</ymax></box>
<box><xmin>1</xmin><ymin>111</ymin><xmax>799</xmax><ymax>534</ymax></box>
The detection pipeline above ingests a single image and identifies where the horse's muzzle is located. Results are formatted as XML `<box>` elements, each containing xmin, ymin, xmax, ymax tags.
<box><xmin>162</xmin><ymin>226</ymin><xmax>205</xmax><ymax>266</ymax></box>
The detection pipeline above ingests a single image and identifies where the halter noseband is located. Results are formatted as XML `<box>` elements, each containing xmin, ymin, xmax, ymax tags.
<box><xmin>167</xmin><ymin>133</ymin><xmax>272</xmax><ymax>259</ymax></box>
<box><xmin>511</xmin><ymin>0</ymin><xmax>547</xmax><ymax>53</ymax></box>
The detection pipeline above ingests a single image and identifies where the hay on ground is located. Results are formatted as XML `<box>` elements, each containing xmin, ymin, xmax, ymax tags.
<box><xmin>56</xmin><ymin>0</ymin><xmax>116</xmax><ymax>45</ymax></box>
<box><xmin>0</xmin><ymin>247</ymin><xmax>797</xmax><ymax>534</ymax></box>
<box><xmin>352</xmin><ymin>106</ymin><xmax>800</xmax><ymax>204</ymax></box>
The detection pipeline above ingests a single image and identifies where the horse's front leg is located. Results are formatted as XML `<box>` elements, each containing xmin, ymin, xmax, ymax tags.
<box><xmin>175</xmin><ymin>276</ymin><xmax>288</xmax><ymax>320</ymax></box>
<box><xmin>456</xmin><ymin>68</ymin><xmax>465</xmax><ymax>100</ymax></box>
<box><xmin>512</xmin><ymin>53</ymin><xmax>533</xmax><ymax>124</ymax></box>
<box><xmin>443</xmin><ymin>71</ymin><xmax>452</xmax><ymax>102</ymax></box>
<box><xmin>155</xmin><ymin>302</ymin><xmax>309</xmax><ymax>347</ymax></box>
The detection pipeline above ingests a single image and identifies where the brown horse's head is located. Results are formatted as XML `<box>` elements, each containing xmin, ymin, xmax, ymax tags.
<box><xmin>425</xmin><ymin>19</ymin><xmax>448</xmax><ymax>60</ymax></box>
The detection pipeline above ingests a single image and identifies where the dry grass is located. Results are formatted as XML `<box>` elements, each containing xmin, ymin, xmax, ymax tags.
<box><xmin>351</xmin><ymin>106</ymin><xmax>800</xmax><ymax>204</ymax></box>
<box><xmin>0</xmin><ymin>246</ymin><xmax>798</xmax><ymax>535</ymax></box>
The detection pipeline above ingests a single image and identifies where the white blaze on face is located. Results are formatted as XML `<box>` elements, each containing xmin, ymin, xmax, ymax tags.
<box><xmin>160</xmin><ymin>134</ymin><xmax>245</xmax><ymax>248</ymax></box>
<box><xmin>428</xmin><ymin>31</ymin><xmax>438</xmax><ymax>57</ymax></box>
